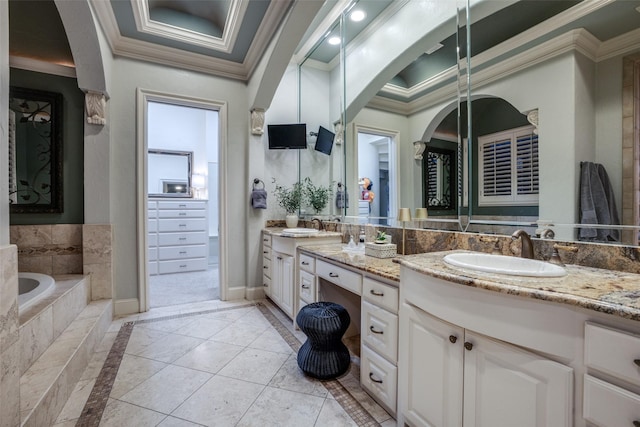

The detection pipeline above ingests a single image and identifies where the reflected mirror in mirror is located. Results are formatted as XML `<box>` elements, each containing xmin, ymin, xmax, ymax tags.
<box><xmin>8</xmin><ymin>86</ymin><xmax>63</xmax><ymax>213</ymax></box>
<box><xmin>148</xmin><ymin>149</ymin><xmax>192</xmax><ymax>197</ymax></box>
<box><xmin>424</xmin><ymin>146</ymin><xmax>456</xmax><ymax>213</ymax></box>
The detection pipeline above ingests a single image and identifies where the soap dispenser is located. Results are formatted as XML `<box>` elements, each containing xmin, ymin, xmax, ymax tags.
<box><xmin>347</xmin><ymin>235</ymin><xmax>357</xmax><ymax>249</ymax></box>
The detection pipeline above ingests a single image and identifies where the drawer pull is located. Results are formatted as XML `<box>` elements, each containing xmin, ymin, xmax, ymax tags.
<box><xmin>179</xmin><ymin>264</ymin><xmax>187</xmax><ymax>268</ymax></box>
<box><xmin>369</xmin><ymin>372</ymin><xmax>383</xmax><ymax>384</ymax></box>
<box><xmin>179</xmin><ymin>212</ymin><xmax>187</xmax><ymax>216</ymax></box>
<box><xmin>634</xmin><ymin>359</ymin><xmax>640</xmax><ymax>368</ymax></box>
<box><xmin>263</xmin><ymin>283</ymin><xmax>268</xmax><ymax>287</ymax></box>
<box><xmin>369</xmin><ymin>326</ymin><xmax>384</xmax><ymax>335</ymax></box>
<box><xmin>329</xmin><ymin>272</ymin><xmax>339</xmax><ymax>278</ymax></box>
<box><xmin>263</xmin><ymin>266</ymin><xmax>268</xmax><ymax>269</ymax></box>
<box><xmin>178</xmin><ymin>204</ymin><xmax>187</xmax><ymax>207</ymax></box>
<box><xmin>179</xmin><ymin>251</ymin><xmax>187</xmax><ymax>254</ymax></box>
<box><xmin>277</xmin><ymin>256</ymin><xmax>283</xmax><ymax>260</ymax></box>
<box><xmin>449</xmin><ymin>335</ymin><xmax>458</xmax><ymax>344</ymax></box>
<box><xmin>179</xmin><ymin>224</ymin><xmax>187</xmax><ymax>227</ymax></box>
<box><xmin>464</xmin><ymin>342</ymin><xmax>473</xmax><ymax>351</ymax></box>
<box><xmin>263</xmin><ymin>251</ymin><xmax>268</xmax><ymax>254</ymax></box>
<box><xmin>179</xmin><ymin>237</ymin><xmax>187</xmax><ymax>241</ymax></box>
<box><xmin>301</xmin><ymin>284</ymin><xmax>310</xmax><ymax>289</ymax></box>
<box><xmin>301</xmin><ymin>261</ymin><xmax>310</xmax><ymax>266</ymax></box>
<box><xmin>263</xmin><ymin>238</ymin><xmax>268</xmax><ymax>242</ymax></box>
<box><xmin>369</xmin><ymin>289</ymin><xmax>384</xmax><ymax>297</ymax></box>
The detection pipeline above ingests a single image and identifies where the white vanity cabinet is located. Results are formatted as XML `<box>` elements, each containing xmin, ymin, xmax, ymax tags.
<box><xmin>148</xmin><ymin>199</ymin><xmax>208</xmax><ymax>275</ymax></box>
<box><xmin>399</xmin><ymin>267</ymin><xmax>574</xmax><ymax>427</ymax></box>
<box><xmin>583</xmin><ymin>322</ymin><xmax>640</xmax><ymax>426</ymax></box>
<box><xmin>361</xmin><ymin>278</ymin><xmax>399</xmax><ymax>415</ymax></box>
<box><xmin>271</xmin><ymin>251</ymin><xmax>294</xmax><ymax>317</ymax></box>
<box><xmin>262</xmin><ymin>233</ymin><xmax>272</xmax><ymax>297</ymax></box>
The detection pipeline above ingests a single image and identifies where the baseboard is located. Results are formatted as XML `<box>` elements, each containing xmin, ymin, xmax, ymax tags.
<box><xmin>245</xmin><ymin>286</ymin><xmax>265</xmax><ymax>301</ymax></box>
<box><xmin>225</xmin><ymin>286</ymin><xmax>246</xmax><ymax>301</ymax></box>
<box><xmin>114</xmin><ymin>298</ymin><xmax>139</xmax><ymax>316</ymax></box>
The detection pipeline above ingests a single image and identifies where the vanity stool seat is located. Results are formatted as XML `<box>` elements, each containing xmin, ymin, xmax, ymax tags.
<box><xmin>296</xmin><ymin>302</ymin><xmax>351</xmax><ymax>380</ymax></box>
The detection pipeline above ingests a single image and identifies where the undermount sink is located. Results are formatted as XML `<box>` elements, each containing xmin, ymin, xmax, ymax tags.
<box><xmin>443</xmin><ymin>252</ymin><xmax>566</xmax><ymax>278</ymax></box>
<box><xmin>281</xmin><ymin>228</ymin><xmax>319</xmax><ymax>236</ymax></box>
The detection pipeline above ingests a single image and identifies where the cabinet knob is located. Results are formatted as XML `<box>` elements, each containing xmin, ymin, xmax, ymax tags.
<box><xmin>263</xmin><ymin>251</ymin><xmax>268</xmax><ymax>254</ymax></box>
<box><xmin>634</xmin><ymin>359</ymin><xmax>640</xmax><ymax>368</ymax></box>
<box><xmin>263</xmin><ymin>266</ymin><xmax>268</xmax><ymax>269</ymax></box>
<box><xmin>369</xmin><ymin>325</ymin><xmax>384</xmax><ymax>335</ymax></box>
<box><xmin>464</xmin><ymin>342</ymin><xmax>473</xmax><ymax>351</ymax></box>
<box><xmin>277</xmin><ymin>256</ymin><xmax>283</xmax><ymax>260</ymax></box>
<box><xmin>449</xmin><ymin>335</ymin><xmax>457</xmax><ymax>344</ymax></box>
<box><xmin>370</xmin><ymin>289</ymin><xmax>384</xmax><ymax>297</ymax></box>
<box><xmin>301</xmin><ymin>284</ymin><xmax>310</xmax><ymax>289</ymax></box>
<box><xmin>263</xmin><ymin>283</ymin><xmax>268</xmax><ymax>287</ymax></box>
<box><xmin>369</xmin><ymin>372</ymin><xmax>383</xmax><ymax>384</ymax></box>
<box><xmin>329</xmin><ymin>272</ymin><xmax>339</xmax><ymax>278</ymax></box>
<box><xmin>301</xmin><ymin>261</ymin><xmax>309</xmax><ymax>265</ymax></box>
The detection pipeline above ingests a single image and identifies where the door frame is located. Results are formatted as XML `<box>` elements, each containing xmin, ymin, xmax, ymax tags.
<box><xmin>136</xmin><ymin>88</ymin><xmax>228</xmax><ymax>312</ymax></box>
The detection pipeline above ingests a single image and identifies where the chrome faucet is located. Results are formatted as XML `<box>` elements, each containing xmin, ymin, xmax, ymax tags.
<box><xmin>511</xmin><ymin>229</ymin><xmax>534</xmax><ymax>259</ymax></box>
<box><xmin>310</xmin><ymin>218</ymin><xmax>324</xmax><ymax>231</ymax></box>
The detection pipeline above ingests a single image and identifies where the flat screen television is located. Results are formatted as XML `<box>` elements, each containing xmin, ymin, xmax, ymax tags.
<box><xmin>267</xmin><ymin>123</ymin><xmax>307</xmax><ymax>149</ymax></box>
<box><xmin>314</xmin><ymin>126</ymin><xmax>335</xmax><ymax>155</ymax></box>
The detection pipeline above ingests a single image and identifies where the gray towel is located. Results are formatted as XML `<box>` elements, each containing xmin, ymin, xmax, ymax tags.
<box><xmin>335</xmin><ymin>189</ymin><xmax>349</xmax><ymax>209</ymax></box>
<box><xmin>579</xmin><ymin>162</ymin><xmax>620</xmax><ymax>242</ymax></box>
<box><xmin>251</xmin><ymin>188</ymin><xmax>267</xmax><ymax>209</ymax></box>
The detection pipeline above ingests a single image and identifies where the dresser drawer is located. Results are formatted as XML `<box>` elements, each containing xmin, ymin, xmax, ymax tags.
<box><xmin>148</xmin><ymin>247</ymin><xmax>157</xmax><ymax>262</ymax></box>
<box><xmin>158</xmin><ymin>258</ymin><xmax>207</xmax><ymax>274</ymax></box>
<box><xmin>147</xmin><ymin>201</ymin><xmax>157</xmax><ymax>211</ymax></box>
<box><xmin>316</xmin><ymin>259</ymin><xmax>362</xmax><ymax>295</ymax></box>
<box><xmin>158</xmin><ymin>200</ymin><xmax>206</xmax><ymax>210</ymax></box>
<box><xmin>148</xmin><ymin>219</ymin><xmax>157</xmax><ymax>232</ymax></box>
<box><xmin>159</xmin><ymin>244</ymin><xmax>207</xmax><ymax>261</ymax></box>
<box><xmin>262</xmin><ymin>234</ymin><xmax>272</xmax><ymax>246</ymax></box>
<box><xmin>361</xmin><ymin>344</ymin><xmax>397</xmax><ymax>415</ymax></box>
<box><xmin>585</xmin><ymin>322</ymin><xmax>640</xmax><ymax>387</ymax></box>
<box><xmin>158</xmin><ymin>231</ymin><xmax>208</xmax><ymax>246</ymax></box>
<box><xmin>583</xmin><ymin>374</ymin><xmax>640</xmax><ymax>426</ymax></box>
<box><xmin>158</xmin><ymin>218</ymin><xmax>207</xmax><ymax>232</ymax></box>
<box><xmin>149</xmin><ymin>261</ymin><xmax>158</xmax><ymax>276</ymax></box>
<box><xmin>299</xmin><ymin>254</ymin><xmax>315</xmax><ymax>273</ymax></box>
<box><xmin>299</xmin><ymin>270</ymin><xmax>315</xmax><ymax>303</ymax></box>
<box><xmin>148</xmin><ymin>233</ymin><xmax>158</xmax><ymax>247</ymax></box>
<box><xmin>362</xmin><ymin>278</ymin><xmax>399</xmax><ymax>314</ymax></box>
<box><xmin>158</xmin><ymin>209</ymin><xmax>206</xmax><ymax>219</ymax></box>
<box><xmin>362</xmin><ymin>300</ymin><xmax>398</xmax><ymax>363</ymax></box>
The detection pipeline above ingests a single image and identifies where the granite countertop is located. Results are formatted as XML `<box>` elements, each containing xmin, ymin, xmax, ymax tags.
<box><xmin>298</xmin><ymin>244</ymin><xmax>401</xmax><ymax>283</ymax></box>
<box><xmin>297</xmin><ymin>244</ymin><xmax>640</xmax><ymax>322</ymax></box>
<box><xmin>263</xmin><ymin>228</ymin><xmax>342</xmax><ymax>239</ymax></box>
<box><xmin>397</xmin><ymin>250</ymin><xmax>640</xmax><ymax>322</ymax></box>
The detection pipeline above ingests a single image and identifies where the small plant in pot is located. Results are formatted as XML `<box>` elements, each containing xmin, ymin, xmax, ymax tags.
<box><xmin>273</xmin><ymin>181</ymin><xmax>303</xmax><ymax>227</ymax></box>
<box><xmin>375</xmin><ymin>230</ymin><xmax>388</xmax><ymax>244</ymax></box>
<box><xmin>303</xmin><ymin>177</ymin><xmax>333</xmax><ymax>215</ymax></box>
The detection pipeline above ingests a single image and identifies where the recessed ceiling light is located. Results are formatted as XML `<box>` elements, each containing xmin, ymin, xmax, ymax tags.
<box><xmin>425</xmin><ymin>43</ymin><xmax>444</xmax><ymax>55</ymax></box>
<box><xmin>350</xmin><ymin>10</ymin><xmax>366</xmax><ymax>22</ymax></box>
<box><xmin>328</xmin><ymin>36</ymin><xmax>341</xmax><ymax>45</ymax></box>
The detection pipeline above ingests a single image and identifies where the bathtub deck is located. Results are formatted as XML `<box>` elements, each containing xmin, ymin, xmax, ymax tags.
<box><xmin>19</xmin><ymin>275</ymin><xmax>87</xmax><ymax>325</ymax></box>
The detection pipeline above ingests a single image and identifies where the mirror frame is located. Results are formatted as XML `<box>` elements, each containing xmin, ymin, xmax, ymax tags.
<box><xmin>9</xmin><ymin>86</ymin><xmax>63</xmax><ymax>214</ymax></box>
<box><xmin>147</xmin><ymin>149</ymin><xmax>193</xmax><ymax>198</ymax></box>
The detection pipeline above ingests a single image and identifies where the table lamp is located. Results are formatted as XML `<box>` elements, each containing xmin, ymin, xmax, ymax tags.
<box><xmin>398</xmin><ymin>208</ymin><xmax>412</xmax><ymax>255</ymax></box>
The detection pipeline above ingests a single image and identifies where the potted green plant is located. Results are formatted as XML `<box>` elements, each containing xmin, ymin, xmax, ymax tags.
<box><xmin>273</xmin><ymin>181</ymin><xmax>303</xmax><ymax>227</ymax></box>
<box><xmin>375</xmin><ymin>230</ymin><xmax>390</xmax><ymax>244</ymax></box>
<box><xmin>303</xmin><ymin>177</ymin><xmax>333</xmax><ymax>215</ymax></box>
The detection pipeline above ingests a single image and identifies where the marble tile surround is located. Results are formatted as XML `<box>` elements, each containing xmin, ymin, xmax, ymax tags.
<box><xmin>283</xmin><ymin>219</ymin><xmax>640</xmax><ymax>275</ymax></box>
<box><xmin>0</xmin><ymin>244</ymin><xmax>20</xmax><ymax>427</ymax></box>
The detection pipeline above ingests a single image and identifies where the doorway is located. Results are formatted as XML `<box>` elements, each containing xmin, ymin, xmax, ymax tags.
<box><xmin>137</xmin><ymin>90</ymin><xmax>227</xmax><ymax>312</ymax></box>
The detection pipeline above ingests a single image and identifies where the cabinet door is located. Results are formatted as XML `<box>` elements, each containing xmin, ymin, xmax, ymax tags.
<box><xmin>271</xmin><ymin>252</ymin><xmax>283</xmax><ymax>306</ymax></box>
<box><xmin>399</xmin><ymin>302</ymin><xmax>463</xmax><ymax>427</ymax></box>
<box><xmin>280</xmin><ymin>255</ymin><xmax>294</xmax><ymax>317</ymax></box>
<box><xmin>462</xmin><ymin>331</ymin><xmax>573</xmax><ymax>427</ymax></box>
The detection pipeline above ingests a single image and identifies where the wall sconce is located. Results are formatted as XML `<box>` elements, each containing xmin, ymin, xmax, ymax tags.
<box><xmin>192</xmin><ymin>173</ymin><xmax>206</xmax><ymax>198</ymax></box>
<box><xmin>398</xmin><ymin>208</ymin><xmax>412</xmax><ymax>255</ymax></box>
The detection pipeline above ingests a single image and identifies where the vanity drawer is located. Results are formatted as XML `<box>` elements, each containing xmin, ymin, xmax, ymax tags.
<box><xmin>158</xmin><ymin>231</ymin><xmax>208</xmax><ymax>246</ymax></box>
<box><xmin>262</xmin><ymin>246</ymin><xmax>272</xmax><ymax>260</ymax></box>
<box><xmin>158</xmin><ymin>200</ymin><xmax>206</xmax><ymax>210</ymax></box>
<box><xmin>158</xmin><ymin>218</ymin><xmax>207</xmax><ymax>232</ymax></box>
<box><xmin>263</xmin><ymin>275</ymin><xmax>271</xmax><ymax>296</ymax></box>
<box><xmin>362</xmin><ymin>301</ymin><xmax>398</xmax><ymax>363</ymax></box>
<box><xmin>263</xmin><ymin>257</ymin><xmax>271</xmax><ymax>279</ymax></box>
<box><xmin>262</xmin><ymin>234</ymin><xmax>272</xmax><ymax>246</ymax></box>
<box><xmin>585</xmin><ymin>322</ymin><xmax>640</xmax><ymax>387</ymax></box>
<box><xmin>362</xmin><ymin>278</ymin><xmax>399</xmax><ymax>314</ymax></box>
<box><xmin>299</xmin><ymin>254</ymin><xmax>315</xmax><ymax>273</ymax></box>
<box><xmin>158</xmin><ymin>258</ymin><xmax>207</xmax><ymax>274</ymax></box>
<box><xmin>361</xmin><ymin>344</ymin><xmax>397</xmax><ymax>415</ymax></box>
<box><xmin>299</xmin><ymin>270</ymin><xmax>316</xmax><ymax>303</ymax></box>
<box><xmin>316</xmin><ymin>259</ymin><xmax>362</xmax><ymax>295</ymax></box>
<box><xmin>159</xmin><ymin>244</ymin><xmax>207</xmax><ymax>261</ymax></box>
<box><xmin>583</xmin><ymin>374</ymin><xmax>640</xmax><ymax>426</ymax></box>
<box><xmin>158</xmin><ymin>209</ymin><xmax>206</xmax><ymax>219</ymax></box>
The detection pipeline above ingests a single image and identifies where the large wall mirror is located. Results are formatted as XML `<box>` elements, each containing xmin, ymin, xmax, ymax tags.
<box><xmin>326</xmin><ymin>0</ymin><xmax>640</xmax><ymax>246</ymax></box>
<box><xmin>147</xmin><ymin>149</ymin><xmax>193</xmax><ymax>197</ymax></box>
<box><xmin>8</xmin><ymin>86</ymin><xmax>63</xmax><ymax>213</ymax></box>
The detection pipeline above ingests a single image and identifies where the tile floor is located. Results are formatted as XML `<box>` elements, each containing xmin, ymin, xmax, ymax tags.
<box><xmin>52</xmin><ymin>298</ymin><xmax>396</xmax><ymax>427</ymax></box>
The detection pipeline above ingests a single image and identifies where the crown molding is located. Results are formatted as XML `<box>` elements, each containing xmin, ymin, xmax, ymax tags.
<box><xmin>91</xmin><ymin>0</ymin><xmax>290</xmax><ymax>81</ymax></box>
<box><xmin>9</xmin><ymin>56</ymin><xmax>77</xmax><ymax>78</ymax></box>
<box><xmin>597</xmin><ymin>27</ymin><xmax>640</xmax><ymax>61</ymax></box>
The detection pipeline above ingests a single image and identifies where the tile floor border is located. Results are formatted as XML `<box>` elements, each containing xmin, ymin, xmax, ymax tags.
<box><xmin>75</xmin><ymin>300</ymin><xmax>381</xmax><ymax>427</ymax></box>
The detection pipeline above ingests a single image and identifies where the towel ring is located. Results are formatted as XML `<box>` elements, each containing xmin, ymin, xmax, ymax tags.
<box><xmin>253</xmin><ymin>178</ymin><xmax>265</xmax><ymax>190</ymax></box>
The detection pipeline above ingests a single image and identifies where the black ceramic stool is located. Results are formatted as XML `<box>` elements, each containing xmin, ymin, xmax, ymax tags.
<box><xmin>296</xmin><ymin>302</ymin><xmax>351</xmax><ymax>380</ymax></box>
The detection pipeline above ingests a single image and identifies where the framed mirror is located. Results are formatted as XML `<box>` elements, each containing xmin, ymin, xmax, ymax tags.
<box><xmin>424</xmin><ymin>146</ymin><xmax>456</xmax><ymax>213</ymax></box>
<box><xmin>8</xmin><ymin>86</ymin><xmax>63</xmax><ymax>213</ymax></box>
<box><xmin>147</xmin><ymin>149</ymin><xmax>193</xmax><ymax>198</ymax></box>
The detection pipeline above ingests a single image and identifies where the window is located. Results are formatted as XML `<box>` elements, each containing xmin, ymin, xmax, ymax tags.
<box><xmin>478</xmin><ymin>125</ymin><xmax>538</xmax><ymax>206</ymax></box>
